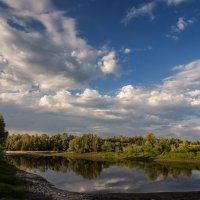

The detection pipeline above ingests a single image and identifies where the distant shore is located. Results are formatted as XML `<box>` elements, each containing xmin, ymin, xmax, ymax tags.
<box><xmin>5</xmin><ymin>150</ymin><xmax>200</xmax><ymax>163</ymax></box>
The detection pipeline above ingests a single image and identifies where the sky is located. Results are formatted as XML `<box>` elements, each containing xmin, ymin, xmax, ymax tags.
<box><xmin>0</xmin><ymin>0</ymin><xmax>200</xmax><ymax>139</ymax></box>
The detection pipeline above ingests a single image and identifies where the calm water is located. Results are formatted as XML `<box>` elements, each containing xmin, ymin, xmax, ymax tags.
<box><xmin>4</xmin><ymin>155</ymin><xmax>200</xmax><ymax>193</ymax></box>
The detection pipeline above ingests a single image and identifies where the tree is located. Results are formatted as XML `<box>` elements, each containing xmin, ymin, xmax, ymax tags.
<box><xmin>177</xmin><ymin>140</ymin><xmax>190</xmax><ymax>153</ymax></box>
<box><xmin>101</xmin><ymin>141</ymin><xmax>115</xmax><ymax>152</ymax></box>
<box><xmin>69</xmin><ymin>133</ymin><xmax>102</xmax><ymax>153</ymax></box>
<box><xmin>0</xmin><ymin>114</ymin><xmax>8</xmax><ymax>147</ymax></box>
<box><xmin>144</xmin><ymin>132</ymin><xmax>156</xmax><ymax>152</ymax></box>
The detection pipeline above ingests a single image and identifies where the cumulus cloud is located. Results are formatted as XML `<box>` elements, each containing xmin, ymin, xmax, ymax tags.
<box><xmin>1</xmin><ymin>58</ymin><xmax>200</xmax><ymax>139</ymax></box>
<box><xmin>0</xmin><ymin>0</ymin><xmax>200</xmax><ymax>139</ymax></box>
<box><xmin>0</xmin><ymin>0</ymin><xmax>121</xmax><ymax>96</ymax></box>
<box><xmin>163</xmin><ymin>60</ymin><xmax>200</xmax><ymax>92</ymax></box>
<box><xmin>98</xmin><ymin>51</ymin><xmax>119</xmax><ymax>74</ymax></box>
<box><xmin>33</xmin><ymin>60</ymin><xmax>200</xmax><ymax>138</ymax></box>
<box><xmin>1</xmin><ymin>0</ymin><xmax>53</xmax><ymax>13</ymax></box>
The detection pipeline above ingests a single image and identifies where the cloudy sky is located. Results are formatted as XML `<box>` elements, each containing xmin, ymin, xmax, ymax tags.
<box><xmin>0</xmin><ymin>0</ymin><xmax>200</xmax><ymax>139</ymax></box>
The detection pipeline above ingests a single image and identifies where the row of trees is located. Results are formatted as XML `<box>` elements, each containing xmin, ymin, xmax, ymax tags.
<box><xmin>6</xmin><ymin>133</ymin><xmax>75</xmax><ymax>151</ymax></box>
<box><xmin>5</xmin><ymin>131</ymin><xmax>200</xmax><ymax>156</ymax></box>
<box><xmin>68</xmin><ymin>132</ymin><xmax>200</xmax><ymax>156</ymax></box>
<box><xmin>2</xmin><ymin>114</ymin><xmax>200</xmax><ymax>156</ymax></box>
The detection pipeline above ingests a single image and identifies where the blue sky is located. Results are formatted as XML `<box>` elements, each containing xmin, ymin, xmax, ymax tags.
<box><xmin>57</xmin><ymin>0</ymin><xmax>200</xmax><ymax>90</ymax></box>
<box><xmin>0</xmin><ymin>0</ymin><xmax>200</xmax><ymax>139</ymax></box>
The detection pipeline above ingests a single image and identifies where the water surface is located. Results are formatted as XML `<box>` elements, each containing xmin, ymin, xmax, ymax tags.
<box><xmin>4</xmin><ymin>155</ymin><xmax>200</xmax><ymax>193</ymax></box>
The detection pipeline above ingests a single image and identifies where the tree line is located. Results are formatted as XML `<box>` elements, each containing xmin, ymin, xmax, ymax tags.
<box><xmin>5</xmin><ymin>133</ymin><xmax>75</xmax><ymax>151</ymax></box>
<box><xmin>4</xmin><ymin>132</ymin><xmax>200</xmax><ymax>156</ymax></box>
<box><xmin>1</xmin><ymin>114</ymin><xmax>200</xmax><ymax>157</ymax></box>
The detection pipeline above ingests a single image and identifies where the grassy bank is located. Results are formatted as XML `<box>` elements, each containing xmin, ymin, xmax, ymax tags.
<box><xmin>155</xmin><ymin>152</ymin><xmax>200</xmax><ymax>163</ymax></box>
<box><xmin>0</xmin><ymin>155</ymin><xmax>51</xmax><ymax>200</ymax></box>
<box><xmin>5</xmin><ymin>151</ymin><xmax>66</xmax><ymax>157</ymax></box>
<box><xmin>65</xmin><ymin>151</ymin><xmax>126</xmax><ymax>161</ymax></box>
<box><xmin>5</xmin><ymin>151</ymin><xmax>125</xmax><ymax>161</ymax></box>
<box><xmin>5</xmin><ymin>150</ymin><xmax>200</xmax><ymax>163</ymax></box>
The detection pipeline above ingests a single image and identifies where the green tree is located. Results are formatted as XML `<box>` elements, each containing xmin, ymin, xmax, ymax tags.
<box><xmin>101</xmin><ymin>141</ymin><xmax>115</xmax><ymax>152</ymax></box>
<box><xmin>69</xmin><ymin>133</ymin><xmax>102</xmax><ymax>153</ymax></box>
<box><xmin>144</xmin><ymin>132</ymin><xmax>156</xmax><ymax>152</ymax></box>
<box><xmin>177</xmin><ymin>140</ymin><xmax>190</xmax><ymax>153</ymax></box>
<box><xmin>0</xmin><ymin>114</ymin><xmax>8</xmax><ymax>147</ymax></box>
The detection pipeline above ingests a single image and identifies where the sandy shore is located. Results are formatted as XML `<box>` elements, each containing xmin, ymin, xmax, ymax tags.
<box><xmin>17</xmin><ymin>169</ymin><xmax>200</xmax><ymax>200</ymax></box>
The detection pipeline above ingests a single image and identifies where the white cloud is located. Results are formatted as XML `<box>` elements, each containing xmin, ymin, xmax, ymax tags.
<box><xmin>122</xmin><ymin>48</ymin><xmax>131</xmax><ymax>54</ymax></box>
<box><xmin>187</xmin><ymin>90</ymin><xmax>200</xmax><ymax>97</ymax></box>
<box><xmin>98</xmin><ymin>51</ymin><xmax>119</xmax><ymax>74</ymax></box>
<box><xmin>2</xmin><ymin>59</ymin><xmax>200</xmax><ymax>139</ymax></box>
<box><xmin>121</xmin><ymin>2</ymin><xmax>156</xmax><ymax>25</ymax></box>
<box><xmin>165</xmin><ymin>0</ymin><xmax>189</xmax><ymax>6</ymax></box>
<box><xmin>167</xmin><ymin>17</ymin><xmax>195</xmax><ymax>40</ymax></box>
<box><xmin>80</xmin><ymin>89</ymin><xmax>101</xmax><ymax>99</ymax></box>
<box><xmin>39</xmin><ymin>90</ymin><xmax>72</xmax><ymax>109</ymax></box>
<box><xmin>0</xmin><ymin>0</ymin><xmax>200</xmax><ymax>139</ymax></box>
<box><xmin>193</xmin><ymin>126</ymin><xmax>200</xmax><ymax>132</ymax></box>
<box><xmin>163</xmin><ymin>60</ymin><xmax>200</xmax><ymax>91</ymax></box>
<box><xmin>172</xmin><ymin>17</ymin><xmax>194</xmax><ymax>32</ymax></box>
<box><xmin>177</xmin><ymin>17</ymin><xmax>186</xmax><ymax>31</ymax></box>
<box><xmin>1</xmin><ymin>0</ymin><xmax>53</xmax><ymax>13</ymax></box>
<box><xmin>0</xmin><ymin>0</ymin><xmax>122</xmax><ymax>96</ymax></box>
<box><xmin>122</xmin><ymin>0</ymin><xmax>191</xmax><ymax>25</ymax></box>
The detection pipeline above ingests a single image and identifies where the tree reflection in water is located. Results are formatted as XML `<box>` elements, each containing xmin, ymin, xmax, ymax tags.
<box><xmin>4</xmin><ymin>155</ymin><xmax>200</xmax><ymax>181</ymax></box>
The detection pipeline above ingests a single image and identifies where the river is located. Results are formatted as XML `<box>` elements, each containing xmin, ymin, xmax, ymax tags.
<box><xmin>4</xmin><ymin>155</ymin><xmax>200</xmax><ymax>193</ymax></box>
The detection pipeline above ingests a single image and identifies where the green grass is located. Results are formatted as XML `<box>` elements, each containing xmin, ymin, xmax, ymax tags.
<box><xmin>65</xmin><ymin>151</ymin><xmax>200</xmax><ymax>163</ymax></box>
<box><xmin>65</xmin><ymin>151</ymin><xmax>125</xmax><ymax>161</ymax></box>
<box><xmin>157</xmin><ymin>152</ymin><xmax>198</xmax><ymax>159</ymax></box>
<box><xmin>5</xmin><ymin>150</ymin><xmax>200</xmax><ymax>163</ymax></box>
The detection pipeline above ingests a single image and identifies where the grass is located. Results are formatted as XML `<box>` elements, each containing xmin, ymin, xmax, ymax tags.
<box><xmin>66</xmin><ymin>151</ymin><xmax>200</xmax><ymax>163</ymax></box>
<box><xmin>5</xmin><ymin>150</ymin><xmax>200</xmax><ymax>163</ymax></box>
<box><xmin>65</xmin><ymin>151</ymin><xmax>125</xmax><ymax>160</ymax></box>
<box><xmin>0</xmin><ymin>155</ymin><xmax>52</xmax><ymax>200</ymax></box>
<box><xmin>157</xmin><ymin>152</ymin><xmax>200</xmax><ymax>159</ymax></box>
<box><xmin>155</xmin><ymin>152</ymin><xmax>200</xmax><ymax>163</ymax></box>
<box><xmin>6</xmin><ymin>151</ymin><xmax>126</xmax><ymax>161</ymax></box>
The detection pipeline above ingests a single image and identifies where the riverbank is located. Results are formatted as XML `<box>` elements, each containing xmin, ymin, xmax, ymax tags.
<box><xmin>17</xmin><ymin>170</ymin><xmax>92</xmax><ymax>200</ymax></box>
<box><xmin>5</xmin><ymin>150</ymin><xmax>200</xmax><ymax>163</ymax></box>
<box><xmin>5</xmin><ymin>151</ymin><xmax>125</xmax><ymax>161</ymax></box>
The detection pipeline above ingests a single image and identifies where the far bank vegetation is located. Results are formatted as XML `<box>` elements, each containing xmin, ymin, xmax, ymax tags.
<box><xmin>5</xmin><ymin>132</ymin><xmax>200</xmax><ymax>159</ymax></box>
